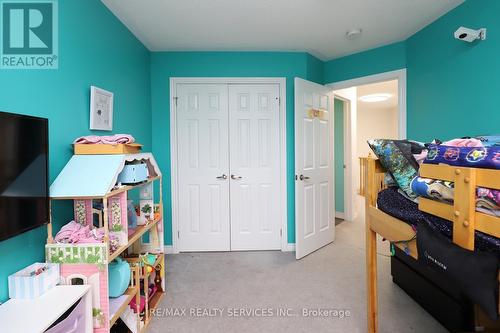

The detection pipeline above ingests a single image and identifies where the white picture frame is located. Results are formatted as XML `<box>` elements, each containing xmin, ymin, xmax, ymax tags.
<box><xmin>90</xmin><ymin>86</ymin><xmax>113</xmax><ymax>131</ymax></box>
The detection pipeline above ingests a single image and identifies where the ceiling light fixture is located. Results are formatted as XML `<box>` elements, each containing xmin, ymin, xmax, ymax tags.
<box><xmin>346</xmin><ymin>29</ymin><xmax>362</xmax><ymax>40</ymax></box>
<box><xmin>359</xmin><ymin>93</ymin><xmax>391</xmax><ymax>103</ymax></box>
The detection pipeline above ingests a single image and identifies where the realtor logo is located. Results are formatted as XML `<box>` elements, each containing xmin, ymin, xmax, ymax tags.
<box><xmin>1</xmin><ymin>0</ymin><xmax>58</xmax><ymax>69</ymax></box>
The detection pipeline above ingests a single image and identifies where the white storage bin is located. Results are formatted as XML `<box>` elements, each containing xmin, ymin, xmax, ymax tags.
<box><xmin>8</xmin><ymin>263</ymin><xmax>60</xmax><ymax>299</ymax></box>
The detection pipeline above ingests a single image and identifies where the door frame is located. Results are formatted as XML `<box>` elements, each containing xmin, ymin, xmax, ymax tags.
<box><xmin>332</xmin><ymin>95</ymin><xmax>350</xmax><ymax>220</ymax></box>
<box><xmin>169</xmin><ymin>77</ymin><xmax>288</xmax><ymax>253</ymax></box>
<box><xmin>327</xmin><ymin>69</ymin><xmax>407</xmax><ymax>221</ymax></box>
<box><xmin>327</xmin><ymin>69</ymin><xmax>406</xmax><ymax>139</ymax></box>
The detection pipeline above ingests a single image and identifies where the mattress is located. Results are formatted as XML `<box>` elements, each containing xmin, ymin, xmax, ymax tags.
<box><xmin>377</xmin><ymin>186</ymin><xmax>500</xmax><ymax>256</ymax></box>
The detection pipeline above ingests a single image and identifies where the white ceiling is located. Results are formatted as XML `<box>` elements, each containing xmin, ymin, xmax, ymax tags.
<box><xmin>101</xmin><ymin>0</ymin><xmax>463</xmax><ymax>60</ymax></box>
<box><xmin>357</xmin><ymin>80</ymin><xmax>398</xmax><ymax>109</ymax></box>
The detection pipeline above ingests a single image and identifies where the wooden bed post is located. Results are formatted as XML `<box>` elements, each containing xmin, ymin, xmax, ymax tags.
<box><xmin>452</xmin><ymin>167</ymin><xmax>476</xmax><ymax>250</ymax></box>
<box><xmin>365</xmin><ymin>158</ymin><xmax>378</xmax><ymax>333</ymax></box>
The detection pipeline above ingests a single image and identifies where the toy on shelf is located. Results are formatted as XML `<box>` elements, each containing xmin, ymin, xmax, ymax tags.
<box><xmin>124</xmin><ymin>251</ymin><xmax>165</xmax><ymax>326</ymax></box>
<box><xmin>118</xmin><ymin>162</ymin><xmax>149</xmax><ymax>184</ymax></box>
<box><xmin>109</xmin><ymin>258</ymin><xmax>131</xmax><ymax>298</ymax></box>
<box><xmin>46</xmin><ymin>153</ymin><xmax>165</xmax><ymax>333</ymax></box>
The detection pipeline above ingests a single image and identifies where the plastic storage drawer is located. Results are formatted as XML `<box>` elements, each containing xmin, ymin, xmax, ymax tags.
<box><xmin>45</xmin><ymin>297</ymin><xmax>86</xmax><ymax>333</ymax></box>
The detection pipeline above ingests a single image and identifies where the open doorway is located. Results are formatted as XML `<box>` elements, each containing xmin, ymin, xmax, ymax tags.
<box><xmin>292</xmin><ymin>73</ymin><xmax>405</xmax><ymax>257</ymax></box>
<box><xmin>357</xmin><ymin>80</ymin><xmax>399</xmax><ymax>159</ymax></box>
<box><xmin>334</xmin><ymin>97</ymin><xmax>347</xmax><ymax>223</ymax></box>
<box><xmin>329</xmin><ymin>69</ymin><xmax>406</xmax><ymax>221</ymax></box>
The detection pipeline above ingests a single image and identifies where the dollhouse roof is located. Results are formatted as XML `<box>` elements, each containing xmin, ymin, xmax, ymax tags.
<box><xmin>50</xmin><ymin>153</ymin><xmax>161</xmax><ymax>198</ymax></box>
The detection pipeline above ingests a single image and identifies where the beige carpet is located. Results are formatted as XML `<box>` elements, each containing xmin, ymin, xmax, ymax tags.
<box><xmin>148</xmin><ymin>198</ymin><xmax>446</xmax><ymax>333</ymax></box>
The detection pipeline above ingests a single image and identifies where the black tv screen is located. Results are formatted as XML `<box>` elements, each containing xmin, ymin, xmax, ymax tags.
<box><xmin>0</xmin><ymin>112</ymin><xmax>49</xmax><ymax>241</ymax></box>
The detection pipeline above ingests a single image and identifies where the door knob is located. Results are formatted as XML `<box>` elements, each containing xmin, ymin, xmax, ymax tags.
<box><xmin>299</xmin><ymin>174</ymin><xmax>310</xmax><ymax>181</ymax></box>
<box><xmin>231</xmin><ymin>175</ymin><xmax>242</xmax><ymax>180</ymax></box>
<box><xmin>216</xmin><ymin>174</ymin><xmax>228</xmax><ymax>180</ymax></box>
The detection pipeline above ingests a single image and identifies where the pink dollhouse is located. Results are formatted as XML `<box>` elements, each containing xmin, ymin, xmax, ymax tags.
<box><xmin>46</xmin><ymin>153</ymin><xmax>165</xmax><ymax>333</ymax></box>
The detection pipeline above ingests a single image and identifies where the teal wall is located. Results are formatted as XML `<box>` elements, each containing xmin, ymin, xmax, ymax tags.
<box><xmin>150</xmin><ymin>51</ymin><xmax>323</xmax><ymax>245</ymax></box>
<box><xmin>324</xmin><ymin>1</ymin><xmax>499</xmax><ymax>142</ymax></box>
<box><xmin>306</xmin><ymin>53</ymin><xmax>324</xmax><ymax>83</ymax></box>
<box><xmin>406</xmin><ymin>0</ymin><xmax>500</xmax><ymax>141</ymax></box>
<box><xmin>334</xmin><ymin>99</ymin><xmax>344</xmax><ymax>214</ymax></box>
<box><xmin>323</xmin><ymin>41</ymin><xmax>406</xmax><ymax>83</ymax></box>
<box><xmin>0</xmin><ymin>0</ymin><xmax>151</xmax><ymax>302</ymax></box>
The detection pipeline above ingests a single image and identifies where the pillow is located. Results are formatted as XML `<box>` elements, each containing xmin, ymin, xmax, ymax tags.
<box><xmin>410</xmin><ymin>177</ymin><xmax>454</xmax><ymax>203</ymax></box>
<box><xmin>367</xmin><ymin>139</ymin><xmax>419</xmax><ymax>199</ymax></box>
<box><xmin>475</xmin><ymin>135</ymin><xmax>500</xmax><ymax>147</ymax></box>
<box><xmin>417</xmin><ymin>222</ymin><xmax>499</xmax><ymax>320</ymax></box>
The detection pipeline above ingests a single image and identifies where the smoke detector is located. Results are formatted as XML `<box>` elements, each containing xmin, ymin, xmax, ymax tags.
<box><xmin>346</xmin><ymin>29</ymin><xmax>362</xmax><ymax>40</ymax></box>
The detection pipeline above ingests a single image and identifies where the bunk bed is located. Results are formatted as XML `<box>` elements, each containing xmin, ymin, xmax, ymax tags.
<box><xmin>360</xmin><ymin>156</ymin><xmax>500</xmax><ymax>333</ymax></box>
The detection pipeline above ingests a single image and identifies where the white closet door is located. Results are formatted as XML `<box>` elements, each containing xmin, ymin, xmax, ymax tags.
<box><xmin>177</xmin><ymin>84</ymin><xmax>230</xmax><ymax>251</ymax></box>
<box><xmin>294</xmin><ymin>78</ymin><xmax>335</xmax><ymax>259</ymax></box>
<box><xmin>229</xmin><ymin>84</ymin><xmax>281</xmax><ymax>250</ymax></box>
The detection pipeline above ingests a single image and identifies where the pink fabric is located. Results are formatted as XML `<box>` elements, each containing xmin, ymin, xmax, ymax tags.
<box><xmin>442</xmin><ymin>138</ymin><xmax>483</xmax><ymax>147</ymax></box>
<box><xmin>55</xmin><ymin>220</ymin><xmax>109</xmax><ymax>244</ymax></box>
<box><xmin>73</xmin><ymin>134</ymin><xmax>135</xmax><ymax>145</ymax></box>
<box><xmin>413</xmin><ymin>150</ymin><xmax>428</xmax><ymax>164</ymax></box>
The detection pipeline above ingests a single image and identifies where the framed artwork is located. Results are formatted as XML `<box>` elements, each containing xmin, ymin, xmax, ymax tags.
<box><xmin>90</xmin><ymin>86</ymin><xmax>113</xmax><ymax>131</ymax></box>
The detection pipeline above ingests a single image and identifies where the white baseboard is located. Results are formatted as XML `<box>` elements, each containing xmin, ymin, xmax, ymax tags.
<box><xmin>165</xmin><ymin>245</ymin><xmax>295</xmax><ymax>253</ymax></box>
<box><xmin>164</xmin><ymin>245</ymin><xmax>176</xmax><ymax>254</ymax></box>
<box><xmin>335</xmin><ymin>211</ymin><xmax>345</xmax><ymax>219</ymax></box>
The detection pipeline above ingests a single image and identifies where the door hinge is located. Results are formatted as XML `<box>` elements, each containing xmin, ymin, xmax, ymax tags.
<box><xmin>280</xmin><ymin>229</ymin><xmax>282</xmax><ymax>237</ymax></box>
<box><xmin>177</xmin><ymin>230</ymin><xmax>180</xmax><ymax>238</ymax></box>
<box><xmin>174</xmin><ymin>96</ymin><xmax>178</xmax><ymax>107</ymax></box>
<box><xmin>277</xmin><ymin>97</ymin><xmax>281</xmax><ymax>106</ymax></box>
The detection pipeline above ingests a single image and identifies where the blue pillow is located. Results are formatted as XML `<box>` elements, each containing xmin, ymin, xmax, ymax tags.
<box><xmin>368</xmin><ymin>139</ymin><xmax>419</xmax><ymax>199</ymax></box>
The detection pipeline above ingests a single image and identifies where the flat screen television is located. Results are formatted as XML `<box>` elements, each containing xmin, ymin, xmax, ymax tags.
<box><xmin>0</xmin><ymin>111</ymin><xmax>49</xmax><ymax>241</ymax></box>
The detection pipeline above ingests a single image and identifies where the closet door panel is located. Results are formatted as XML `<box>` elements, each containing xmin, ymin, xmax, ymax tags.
<box><xmin>229</xmin><ymin>84</ymin><xmax>281</xmax><ymax>250</ymax></box>
<box><xmin>177</xmin><ymin>84</ymin><xmax>230</xmax><ymax>251</ymax></box>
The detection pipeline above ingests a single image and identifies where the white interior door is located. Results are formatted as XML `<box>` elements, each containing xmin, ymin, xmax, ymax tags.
<box><xmin>229</xmin><ymin>84</ymin><xmax>282</xmax><ymax>250</ymax></box>
<box><xmin>294</xmin><ymin>78</ymin><xmax>335</xmax><ymax>259</ymax></box>
<box><xmin>177</xmin><ymin>84</ymin><xmax>230</xmax><ymax>251</ymax></box>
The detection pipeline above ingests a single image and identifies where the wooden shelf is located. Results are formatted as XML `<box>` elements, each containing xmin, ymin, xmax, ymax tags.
<box><xmin>109</xmin><ymin>286</ymin><xmax>139</xmax><ymax>326</ymax></box>
<box><xmin>146</xmin><ymin>253</ymin><xmax>164</xmax><ymax>278</ymax></box>
<box><xmin>109</xmin><ymin>216</ymin><xmax>162</xmax><ymax>262</ymax></box>
<box><xmin>148</xmin><ymin>291</ymin><xmax>164</xmax><ymax>311</ymax></box>
<box><xmin>106</xmin><ymin>176</ymin><xmax>161</xmax><ymax>198</ymax></box>
<box><xmin>74</xmin><ymin>143</ymin><xmax>143</xmax><ymax>155</ymax></box>
<box><xmin>123</xmin><ymin>253</ymin><xmax>164</xmax><ymax>277</ymax></box>
<box><xmin>140</xmin><ymin>291</ymin><xmax>165</xmax><ymax>332</ymax></box>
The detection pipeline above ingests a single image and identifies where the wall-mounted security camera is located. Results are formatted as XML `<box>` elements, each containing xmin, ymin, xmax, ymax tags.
<box><xmin>454</xmin><ymin>26</ymin><xmax>487</xmax><ymax>42</ymax></box>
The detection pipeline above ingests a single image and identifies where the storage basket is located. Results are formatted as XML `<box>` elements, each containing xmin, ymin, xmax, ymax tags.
<box><xmin>8</xmin><ymin>263</ymin><xmax>60</xmax><ymax>299</ymax></box>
